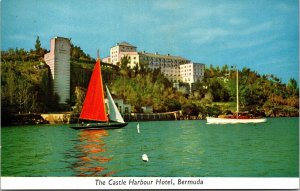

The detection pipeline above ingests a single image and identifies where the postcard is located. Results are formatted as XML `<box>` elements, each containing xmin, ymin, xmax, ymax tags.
<box><xmin>1</xmin><ymin>0</ymin><xmax>299</xmax><ymax>189</ymax></box>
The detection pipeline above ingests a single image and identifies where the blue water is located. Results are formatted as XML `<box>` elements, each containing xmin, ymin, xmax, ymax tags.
<box><xmin>1</xmin><ymin>118</ymin><xmax>299</xmax><ymax>177</ymax></box>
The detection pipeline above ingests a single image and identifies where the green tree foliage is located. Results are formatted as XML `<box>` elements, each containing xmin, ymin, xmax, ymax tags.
<box><xmin>1</xmin><ymin>38</ymin><xmax>298</xmax><ymax>119</ymax></box>
<box><xmin>70</xmin><ymin>43</ymin><xmax>94</xmax><ymax>62</ymax></box>
<box><xmin>110</xmin><ymin>57</ymin><xmax>186</xmax><ymax>112</ymax></box>
<box><xmin>287</xmin><ymin>78</ymin><xmax>298</xmax><ymax>96</ymax></box>
<box><xmin>69</xmin><ymin>60</ymin><xmax>119</xmax><ymax>103</ymax></box>
<box><xmin>1</xmin><ymin>47</ymin><xmax>46</xmax><ymax>62</ymax></box>
<box><xmin>70</xmin><ymin>62</ymin><xmax>93</xmax><ymax>105</ymax></box>
<box><xmin>35</xmin><ymin>36</ymin><xmax>42</xmax><ymax>53</ymax></box>
<box><xmin>1</xmin><ymin>36</ymin><xmax>47</xmax><ymax>62</ymax></box>
<box><xmin>111</xmin><ymin>72</ymin><xmax>185</xmax><ymax>112</ymax></box>
<box><xmin>1</xmin><ymin>61</ymin><xmax>59</xmax><ymax>114</ymax></box>
<box><xmin>1</xmin><ymin>37</ymin><xmax>96</xmax><ymax>115</ymax></box>
<box><xmin>73</xmin><ymin>86</ymin><xmax>87</xmax><ymax>114</ymax></box>
<box><xmin>120</xmin><ymin>56</ymin><xmax>130</xmax><ymax>75</ymax></box>
<box><xmin>198</xmin><ymin>65</ymin><xmax>298</xmax><ymax>117</ymax></box>
<box><xmin>182</xmin><ymin>103</ymin><xmax>199</xmax><ymax>116</ymax></box>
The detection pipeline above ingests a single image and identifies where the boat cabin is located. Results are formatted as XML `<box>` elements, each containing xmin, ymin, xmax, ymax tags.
<box><xmin>218</xmin><ymin>112</ymin><xmax>254</xmax><ymax>119</ymax></box>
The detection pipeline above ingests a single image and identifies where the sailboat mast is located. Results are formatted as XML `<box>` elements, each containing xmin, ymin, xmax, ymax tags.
<box><xmin>236</xmin><ymin>66</ymin><xmax>239</xmax><ymax>118</ymax></box>
<box><xmin>97</xmin><ymin>49</ymin><xmax>100</xmax><ymax>61</ymax></box>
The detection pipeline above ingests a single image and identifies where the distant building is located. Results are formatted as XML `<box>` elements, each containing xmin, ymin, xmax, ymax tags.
<box><xmin>108</xmin><ymin>41</ymin><xmax>205</xmax><ymax>85</ymax></box>
<box><xmin>110</xmin><ymin>42</ymin><xmax>137</xmax><ymax>65</ymax></box>
<box><xmin>142</xmin><ymin>105</ymin><xmax>153</xmax><ymax>113</ymax></box>
<box><xmin>102</xmin><ymin>56</ymin><xmax>111</xmax><ymax>63</ymax></box>
<box><xmin>180</xmin><ymin>62</ymin><xmax>205</xmax><ymax>84</ymax></box>
<box><xmin>106</xmin><ymin>98</ymin><xmax>131</xmax><ymax>115</ymax></box>
<box><xmin>139</xmin><ymin>52</ymin><xmax>189</xmax><ymax>83</ymax></box>
<box><xmin>120</xmin><ymin>51</ymin><xmax>140</xmax><ymax>69</ymax></box>
<box><xmin>44</xmin><ymin>37</ymin><xmax>71</xmax><ymax>104</ymax></box>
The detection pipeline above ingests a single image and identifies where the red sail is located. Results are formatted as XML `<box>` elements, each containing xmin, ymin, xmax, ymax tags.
<box><xmin>80</xmin><ymin>60</ymin><xmax>108</xmax><ymax>122</ymax></box>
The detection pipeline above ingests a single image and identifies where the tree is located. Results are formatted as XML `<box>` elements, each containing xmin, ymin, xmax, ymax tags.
<box><xmin>191</xmin><ymin>79</ymin><xmax>208</xmax><ymax>99</ymax></box>
<box><xmin>120</xmin><ymin>55</ymin><xmax>130</xmax><ymax>68</ymax></box>
<box><xmin>72</xmin><ymin>86</ymin><xmax>86</xmax><ymax>114</ymax></box>
<box><xmin>117</xmin><ymin>55</ymin><xmax>131</xmax><ymax>77</ymax></box>
<box><xmin>221</xmin><ymin>64</ymin><xmax>229</xmax><ymax>75</ymax></box>
<box><xmin>32</xmin><ymin>36</ymin><xmax>47</xmax><ymax>59</ymax></box>
<box><xmin>35</xmin><ymin>36</ymin><xmax>42</xmax><ymax>52</ymax></box>
<box><xmin>208</xmin><ymin>79</ymin><xmax>230</xmax><ymax>102</ymax></box>
<box><xmin>181</xmin><ymin>103</ymin><xmax>199</xmax><ymax>117</ymax></box>
<box><xmin>70</xmin><ymin>43</ymin><xmax>94</xmax><ymax>62</ymax></box>
<box><xmin>201</xmin><ymin>92</ymin><xmax>213</xmax><ymax>104</ymax></box>
<box><xmin>287</xmin><ymin>78</ymin><xmax>298</xmax><ymax>96</ymax></box>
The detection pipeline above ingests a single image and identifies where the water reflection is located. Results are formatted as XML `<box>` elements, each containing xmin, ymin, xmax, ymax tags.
<box><xmin>72</xmin><ymin>129</ymin><xmax>115</xmax><ymax>177</ymax></box>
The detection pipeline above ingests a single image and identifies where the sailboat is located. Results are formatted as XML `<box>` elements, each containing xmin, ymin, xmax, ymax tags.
<box><xmin>206</xmin><ymin>67</ymin><xmax>267</xmax><ymax>124</ymax></box>
<box><xmin>71</xmin><ymin>59</ymin><xmax>128</xmax><ymax>130</ymax></box>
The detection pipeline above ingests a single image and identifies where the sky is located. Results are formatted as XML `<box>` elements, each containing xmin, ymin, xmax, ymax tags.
<box><xmin>1</xmin><ymin>0</ymin><xmax>299</xmax><ymax>84</ymax></box>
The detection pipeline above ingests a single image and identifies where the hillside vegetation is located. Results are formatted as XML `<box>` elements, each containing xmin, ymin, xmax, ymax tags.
<box><xmin>1</xmin><ymin>38</ymin><xmax>299</xmax><ymax>121</ymax></box>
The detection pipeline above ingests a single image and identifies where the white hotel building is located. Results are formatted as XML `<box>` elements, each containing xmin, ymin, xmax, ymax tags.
<box><xmin>105</xmin><ymin>42</ymin><xmax>205</xmax><ymax>85</ymax></box>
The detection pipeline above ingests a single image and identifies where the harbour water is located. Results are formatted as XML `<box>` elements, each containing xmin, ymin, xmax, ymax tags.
<box><xmin>1</xmin><ymin>118</ymin><xmax>299</xmax><ymax>177</ymax></box>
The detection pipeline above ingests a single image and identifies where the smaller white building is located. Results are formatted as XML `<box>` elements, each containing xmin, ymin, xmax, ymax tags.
<box><xmin>114</xmin><ymin>99</ymin><xmax>131</xmax><ymax>114</ymax></box>
<box><xmin>105</xmin><ymin>98</ymin><xmax>131</xmax><ymax>115</ymax></box>
<box><xmin>102</xmin><ymin>56</ymin><xmax>110</xmax><ymax>63</ymax></box>
<box><xmin>142</xmin><ymin>106</ymin><xmax>153</xmax><ymax>113</ymax></box>
<box><xmin>180</xmin><ymin>62</ymin><xmax>205</xmax><ymax>84</ymax></box>
<box><xmin>119</xmin><ymin>51</ymin><xmax>140</xmax><ymax>68</ymax></box>
<box><xmin>110</xmin><ymin>42</ymin><xmax>137</xmax><ymax>65</ymax></box>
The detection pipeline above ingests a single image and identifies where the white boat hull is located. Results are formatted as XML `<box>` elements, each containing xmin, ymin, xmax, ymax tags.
<box><xmin>207</xmin><ymin>117</ymin><xmax>267</xmax><ymax>124</ymax></box>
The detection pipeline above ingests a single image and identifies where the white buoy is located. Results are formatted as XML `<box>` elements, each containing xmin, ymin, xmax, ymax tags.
<box><xmin>137</xmin><ymin>123</ymin><xmax>140</xmax><ymax>134</ymax></box>
<box><xmin>142</xmin><ymin>154</ymin><xmax>149</xmax><ymax>162</ymax></box>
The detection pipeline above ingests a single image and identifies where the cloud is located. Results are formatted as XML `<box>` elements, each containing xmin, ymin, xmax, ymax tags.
<box><xmin>125</xmin><ymin>13</ymin><xmax>159</xmax><ymax>24</ymax></box>
<box><xmin>228</xmin><ymin>18</ymin><xmax>248</xmax><ymax>25</ymax></box>
<box><xmin>185</xmin><ymin>27</ymin><xmax>231</xmax><ymax>45</ymax></box>
<box><xmin>6</xmin><ymin>34</ymin><xmax>32</xmax><ymax>41</ymax></box>
<box><xmin>221</xmin><ymin>34</ymin><xmax>278</xmax><ymax>50</ymax></box>
<box><xmin>186</xmin><ymin>19</ymin><xmax>279</xmax><ymax>46</ymax></box>
<box><xmin>189</xmin><ymin>2</ymin><xmax>247</xmax><ymax>21</ymax></box>
<box><xmin>153</xmin><ymin>0</ymin><xmax>183</xmax><ymax>10</ymax></box>
<box><xmin>277</xmin><ymin>2</ymin><xmax>298</xmax><ymax>12</ymax></box>
<box><xmin>241</xmin><ymin>21</ymin><xmax>275</xmax><ymax>35</ymax></box>
<box><xmin>152</xmin><ymin>1</ymin><xmax>278</xmax><ymax>46</ymax></box>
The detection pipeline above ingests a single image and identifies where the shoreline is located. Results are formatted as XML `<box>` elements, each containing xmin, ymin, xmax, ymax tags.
<box><xmin>1</xmin><ymin>112</ymin><xmax>298</xmax><ymax>127</ymax></box>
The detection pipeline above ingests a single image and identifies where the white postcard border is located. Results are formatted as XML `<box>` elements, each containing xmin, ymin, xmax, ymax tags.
<box><xmin>1</xmin><ymin>177</ymin><xmax>299</xmax><ymax>190</ymax></box>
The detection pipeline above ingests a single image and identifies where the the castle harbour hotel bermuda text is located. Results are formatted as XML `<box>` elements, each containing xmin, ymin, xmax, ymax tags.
<box><xmin>96</xmin><ymin>178</ymin><xmax>203</xmax><ymax>187</ymax></box>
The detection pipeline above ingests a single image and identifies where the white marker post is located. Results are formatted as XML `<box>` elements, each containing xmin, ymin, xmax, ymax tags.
<box><xmin>137</xmin><ymin>123</ymin><xmax>140</xmax><ymax>133</ymax></box>
<box><xmin>137</xmin><ymin>123</ymin><xmax>149</xmax><ymax>162</ymax></box>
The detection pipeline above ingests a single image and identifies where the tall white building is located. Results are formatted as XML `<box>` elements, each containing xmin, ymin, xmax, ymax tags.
<box><xmin>44</xmin><ymin>37</ymin><xmax>71</xmax><ymax>104</ymax></box>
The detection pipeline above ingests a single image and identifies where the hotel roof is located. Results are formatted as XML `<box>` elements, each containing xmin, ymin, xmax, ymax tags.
<box><xmin>114</xmin><ymin>42</ymin><xmax>136</xmax><ymax>48</ymax></box>
<box><xmin>139</xmin><ymin>52</ymin><xmax>189</xmax><ymax>61</ymax></box>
